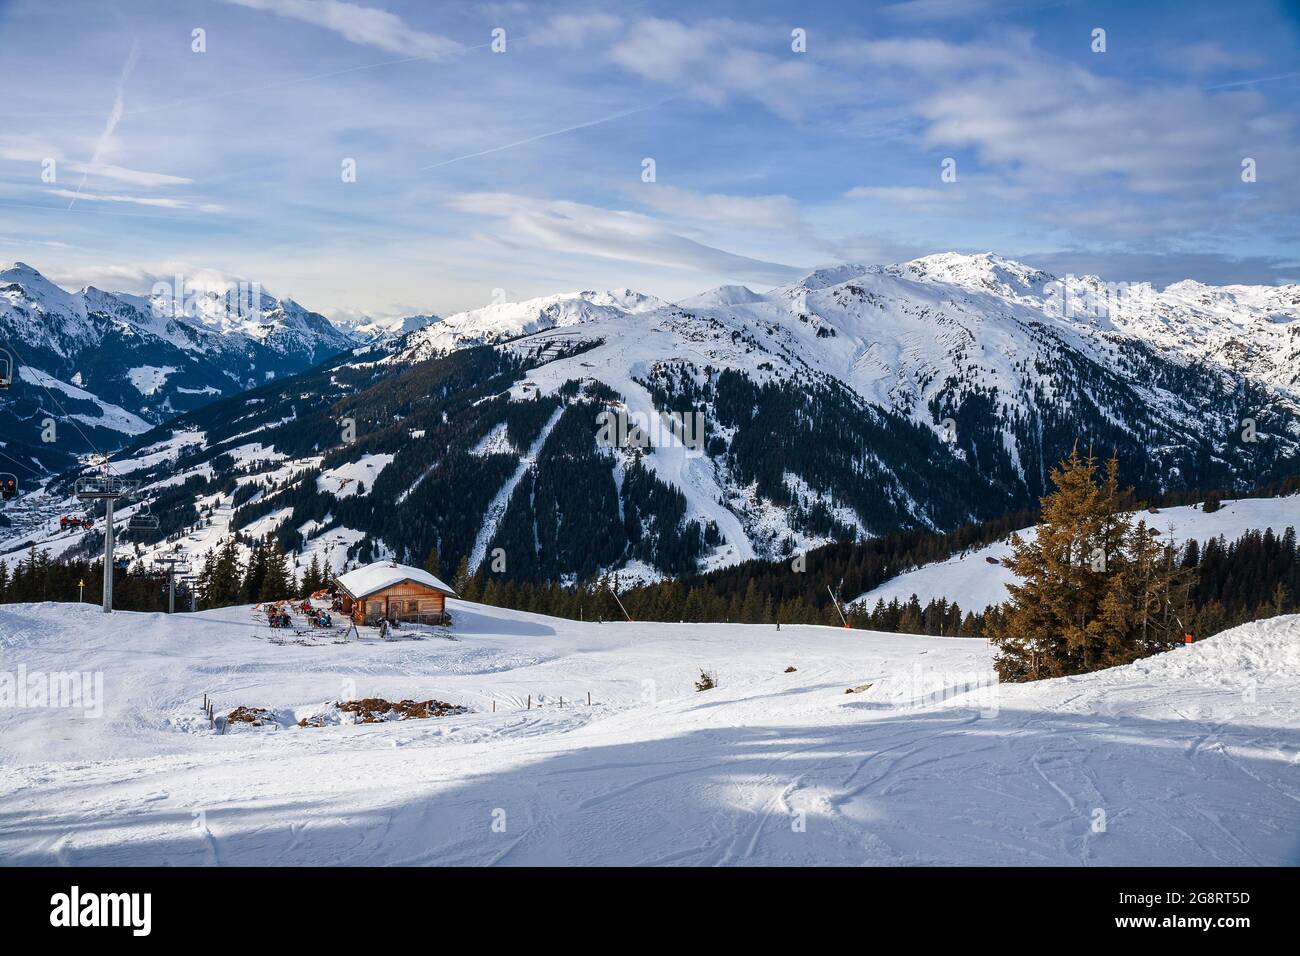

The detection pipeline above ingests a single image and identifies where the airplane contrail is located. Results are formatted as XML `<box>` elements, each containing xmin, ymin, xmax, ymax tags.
<box><xmin>1203</xmin><ymin>71</ymin><xmax>1300</xmax><ymax>91</ymax></box>
<box><xmin>420</xmin><ymin>99</ymin><xmax>674</xmax><ymax>171</ymax></box>
<box><xmin>68</xmin><ymin>41</ymin><xmax>140</xmax><ymax>209</ymax></box>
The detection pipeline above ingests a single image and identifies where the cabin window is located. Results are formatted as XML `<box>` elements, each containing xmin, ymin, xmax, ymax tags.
<box><xmin>407</xmin><ymin>600</ymin><xmax>419</xmax><ymax>613</ymax></box>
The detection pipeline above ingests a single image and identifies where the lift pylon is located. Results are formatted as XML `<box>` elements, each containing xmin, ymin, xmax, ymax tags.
<box><xmin>75</xmin><ymin>473</ymin><xmax>139</xmax><ymax>613</ymax></box>
<box><xmin>155</xmin><ymin>555</ymin><xmax>192</xmax><ymax>614</ymax></box>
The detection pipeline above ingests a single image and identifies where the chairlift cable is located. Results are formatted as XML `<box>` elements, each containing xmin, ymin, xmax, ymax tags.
<box><xmin>0</xmin><ymin>448</ymin><xmax>44</xmax><ymax>478</ymax></box>
<box><xmin>0</xmin><ymin>335</ymin><xmax>119</xmax><ymax>474</ymax></box>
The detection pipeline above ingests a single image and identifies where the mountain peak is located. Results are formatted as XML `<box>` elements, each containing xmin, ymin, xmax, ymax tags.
<box><xmin>678</xmin><ymin>284</ymin><xmax>766</xmax><ymax>308</ymax></box>
<box><xmin>0</xmin><ymin>260</ymin><xmax>43</xmax><ymax>278</ymax></box>
<box><xmin>896</xmin><ymin>252</ymin><xmax>1057</xmax><ymax>293</ymax></box>
<box><xmin>789</xmin><ymin>264</ymin><xmax>870</xmax><ymax>292</ymax></box>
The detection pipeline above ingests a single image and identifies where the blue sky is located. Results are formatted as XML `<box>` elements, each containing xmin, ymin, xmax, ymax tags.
<box><xmin>0</xmin><ymin>0</ymin><xmax>1297</xmax><ymax>321</ymax></box>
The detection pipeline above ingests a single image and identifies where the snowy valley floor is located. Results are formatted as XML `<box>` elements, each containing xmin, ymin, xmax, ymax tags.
<box><xmin>1</xmin><ymin>600</ymin><xmax>1297</xmax><ymax>866</ymax></box>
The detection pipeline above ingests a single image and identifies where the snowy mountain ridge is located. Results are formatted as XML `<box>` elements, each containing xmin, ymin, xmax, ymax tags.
<box><xmin>396</xmin><ymin>252</ymin><xmax>1300</xmax><ymax>399</ymax></box>
<box><xmin>393</xmin><ymin>251</ymin><xmax>1300</xmax><ymax>486</ymax></box>
<box><xmin>7</xmin><ymin>252</ymin><xmax>1299</xmax><ymax>586</ymax></box>
<box><xmin>0</xmin><ymin>261</ymin><xmax>362</xmax><ymax>472</ymax></box>
<box><xmin>394</xmin><ymin>288</ymin><xmax>667</xmax><ymax>360</ymax></box>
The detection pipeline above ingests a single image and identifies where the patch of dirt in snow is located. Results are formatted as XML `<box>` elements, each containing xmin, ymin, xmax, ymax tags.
<box><xmin>300</xmin><ymin>697</ymin><xmax>470</xmax><ymax>726</ymax></box>
<box><xmin>226</xmin><ymin>706</ymin><xmax>278</xmax><ymax>726</ymax></box>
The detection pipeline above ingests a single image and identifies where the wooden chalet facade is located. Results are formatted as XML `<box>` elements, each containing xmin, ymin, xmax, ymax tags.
<box><xmin>333</xmin><ymin>562</ymin><xmax>456</xmax><ymax>626</ymax></box>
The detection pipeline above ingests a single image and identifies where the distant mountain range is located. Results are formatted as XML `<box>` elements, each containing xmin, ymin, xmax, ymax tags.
<box><xmin>5</xmin><ymin>253</ymin><xmax>1299</xmax><ymax>586</ymax></box>
<box><xmin>0</xmin><ymin>261</ymin><xmax>437</xmax><ymax>473</ymax></box>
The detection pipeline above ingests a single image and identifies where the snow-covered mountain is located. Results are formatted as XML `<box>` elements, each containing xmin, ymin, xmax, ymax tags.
<box><xmin>9</xmin><ymin>252</ymin><xmax>1299</xmax><ymax>587</ymax></box>
<box><xmin>400</xmin><ymin>252</ymin><xmax>1299</xmax><ymax>413</ymax></box>
<box><xmin>0</xmin><ymin>262</ymin><xmax>359</xmax><ymax>472</ymax></box>
<box><xmin>397</xmin><ymin>289</ymin><xmax>666</xmax><ymax>360</ymax></box>
<box><xmin>333</xmin><ymin>312</ymin><xmax>440</xmax><ymax>345</ymax></box>
<box><xmin>381</xmin><ymin>252</ymin><xmax>1296</xmax><ymax>571</ymax></box>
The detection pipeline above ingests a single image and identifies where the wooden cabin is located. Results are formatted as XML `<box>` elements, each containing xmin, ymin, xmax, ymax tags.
<box><xmin>333</xmin><ymin>561</ymin><xmax>456</xmax><ymax>626</ymax></box>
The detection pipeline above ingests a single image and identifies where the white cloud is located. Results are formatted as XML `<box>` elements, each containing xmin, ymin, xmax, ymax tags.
<box><xmin>65</xmin><ymin>163</ymin><xmax>191</xmax><ymax>188</ymax></box>
<box><xmin>838</xmin><ymin>34</ymin><xmax>1300</xmax><ymax>234</ymax></box>
<box><xmin>609</xmin><ymin>18</ymin><xmax>828</xmax><ymax>118</ymax></box>
<box><xmin>0</xmin><ymin>143</ymin><xmax>189</xmax><ymax>187</ymax></box>
<box><xmin>881</xmin><ymin>0</ymin><xmax>997</xmax><ymax>21</ymax></box>
<box><xmin>845</xmin><ymin>186</ymin><xmax>947</xmax><ymax>204</ymax></box>
<box><xmin>527</xmin><ymin>13</ymin><xmax>623</xmax><ymax>48</ymax></box>
<box><xmin>446</xmin><ymin>192</ymin><xmax>802</xmax><ymax>284</ymax></box>
<box><xmin>44</xmin><ymin>189</ymin><xmax>222</xmax><ymax>213</ymax></box>
<box><xmin>222</xmin><ymin>0</ymin><xmax>461</xmax><ymax>59</ymax></box>
<box><xmin>635</xmin><ymin>186</ymin><xmax>803</xmax><ymax>231</ymax></box>
<box><xmin>0</xmin><ymin>139</ymin><xmax>190</xmax><ymax>187</ymax></box>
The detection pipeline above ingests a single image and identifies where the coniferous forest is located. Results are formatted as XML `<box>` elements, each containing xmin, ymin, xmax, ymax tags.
<box><xmin>7</xmin><ymin>473</ymin><xmax>1295</xmax><ymax>660</ymax></box>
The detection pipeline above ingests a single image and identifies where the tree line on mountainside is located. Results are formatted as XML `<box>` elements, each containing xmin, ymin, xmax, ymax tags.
<box><xmin>2</xmin><ymin>462</ymin><xmax>1297</xmax><ymax>674</ymax></box>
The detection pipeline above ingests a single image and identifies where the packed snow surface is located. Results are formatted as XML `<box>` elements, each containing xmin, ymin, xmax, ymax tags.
<box><xmin>1</xmin><ymin>601</ymin><xmax>1296</xmax><ymax>866</ymax></box>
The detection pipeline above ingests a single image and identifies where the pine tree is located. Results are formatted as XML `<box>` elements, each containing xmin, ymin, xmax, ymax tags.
<box><xmin>194</xmin><ymin>551</ymin><xmax>215</xmax><ymax>607</ymax></box>
<box><xmin>204</xmin><ymin>537</ymin><xmax>245</xmax><ymax>609</ymax></box>
<box><xmin>989</xmin><ymin>449</ymin><xmax>1189</xmax><ymax>681</ymax></box>
<box><xmin>300</xmin><ymin>554</ymin><xmax>323</xmax><ymax>596</ymax></box>
<box><xmin>451</xmin><ymin>555</ymin><xmax>472</xmax><ymax>597</ymax></box>
<box><xmin>241</xmin><ymin>537</ymin><xmax>268</xmax><ymax>603</ymax></box>
<box><xmin>260</xmin><ymin>540</ymin><xmax>294</xmax><ymax>601</ymax></box>
<box><xmin>898</xmin><ymin>595</ymin><xmax>923</xmax><ymax>633</ymax></box>
<box><xmin>423</xmin><ymin>542</ymin><xmax>441</xmax><ymax>579</ymax></box>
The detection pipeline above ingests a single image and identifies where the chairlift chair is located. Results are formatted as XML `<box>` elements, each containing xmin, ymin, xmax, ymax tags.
<box><xmin>0</xmin><ymin>473</ymin><xmax>17</xmax><ymax>500</ymax></box>
<box><xmin>74</xmin><ymin>475</ymin><xmax>138</xmax><ymax>500</ymax></box>
<box><xmin>128</xmin><ymin>500</ymin><xmax>160</xmax><ymax>532</ymax></box>
<box><xmin>0</xmin><ymin>347</ymin><xmax>12</xmax><ymax>389</ymax></box>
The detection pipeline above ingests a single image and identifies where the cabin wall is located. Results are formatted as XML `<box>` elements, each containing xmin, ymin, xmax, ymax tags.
<box><xmin>346</xmin><ymin>583</ymin><xmax>447</xmax><ymax>625</ymax></box>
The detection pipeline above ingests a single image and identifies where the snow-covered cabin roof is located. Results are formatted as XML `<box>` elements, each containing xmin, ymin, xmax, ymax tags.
<box><xmin>334</xmin><ymin>562</ymin><xmax>456</xmax><ymax>599</ymax></box>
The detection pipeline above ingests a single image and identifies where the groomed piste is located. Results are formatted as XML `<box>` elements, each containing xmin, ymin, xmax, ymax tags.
<box><xmin>1</xmin><ymin>600</ymin><xmax>1297</xmax><ymax>866</ymax></box>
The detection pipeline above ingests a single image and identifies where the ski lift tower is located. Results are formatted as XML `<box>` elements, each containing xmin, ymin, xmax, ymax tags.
<box><xmin>155</xmin><ymin>554</ymin><xmax>192</xmax><ymax>614</ymax></box>
<box><xmin>75</xmin><ymin>467</ymin><xmax>138</xmax><ymax>613</ymax></box>
<box><xmin>179</xmin><ymin>575</ymin><xmax>198</xmax><ymax>613</ymax></box>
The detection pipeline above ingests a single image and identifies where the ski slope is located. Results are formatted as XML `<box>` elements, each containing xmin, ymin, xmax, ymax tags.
<box><xmin>854</xmin><ymin>495</ymin><xmax>1300</xmax><ymax>612</ymax></box>
<box><xmin>1</xmin><ymin>600</ymin><xmax>1296</xmax><ymax>866</ymax></box>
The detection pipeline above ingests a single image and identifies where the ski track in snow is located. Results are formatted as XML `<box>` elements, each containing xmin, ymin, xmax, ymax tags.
<box><xmin>0</xmin><ymin>601</ymin><xmax>1297</xmax><ymax>866</ymax></box>
<box><xmin>468</xmin><ymin>406</ymin><xmax>565</xmax><ymax>573</ymax></box>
